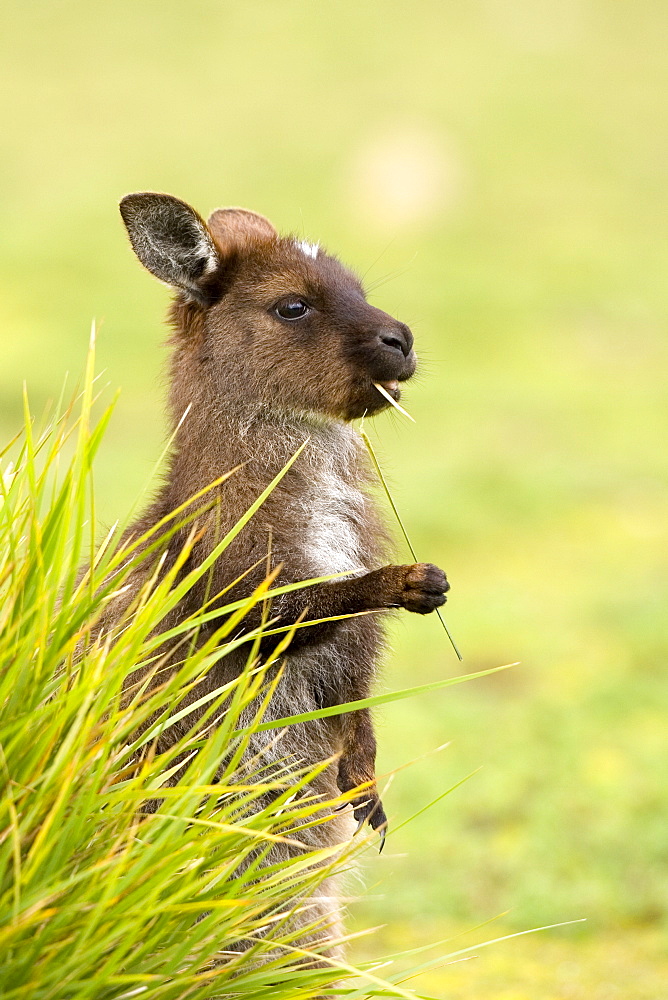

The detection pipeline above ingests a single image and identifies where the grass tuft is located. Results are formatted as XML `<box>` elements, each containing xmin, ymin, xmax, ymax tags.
<box><xmin>0</xmin><ymin>341</ymin><xmax>506</xmax><ymax>998</ymax></box>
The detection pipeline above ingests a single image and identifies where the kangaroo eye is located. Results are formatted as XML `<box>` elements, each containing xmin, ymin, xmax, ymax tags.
<box><xmin>274</xmin><ymin>299</ymin><xmax>310</xmax><ymax>321</ymax></box>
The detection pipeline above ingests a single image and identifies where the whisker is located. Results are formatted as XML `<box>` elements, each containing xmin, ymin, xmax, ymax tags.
<box><xmin>361</xmin><ymin>236</ymin><xmax>398</xmax><ymax>283</ymax></box>
<box><xmin>365</xmin><ymin>252</ymin><xmax>419</xmax><ymax>293</ymax></box>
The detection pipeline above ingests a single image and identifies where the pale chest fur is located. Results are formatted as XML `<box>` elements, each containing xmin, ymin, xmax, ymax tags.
<box><xmin>303</xmin><ymin>471</ymin><xmax>369</xmax><ymax>577</ymax></box>
<box><xmin>291</xmin><ymin>424</ymin><xmax>383</xmax><ymax>579</ymax></box>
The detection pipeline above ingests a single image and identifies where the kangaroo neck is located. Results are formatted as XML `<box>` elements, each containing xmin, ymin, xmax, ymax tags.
<box><xmin>167</xmin><ymin>391</ymin><xmax>365</xmax><ymax>503</ymax></box>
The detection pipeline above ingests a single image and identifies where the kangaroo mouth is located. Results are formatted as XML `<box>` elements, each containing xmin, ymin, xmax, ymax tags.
<box><xmin>376</xmin><ymin>379</ymin><xmax>400</xmax><ymax>398</ymax></box>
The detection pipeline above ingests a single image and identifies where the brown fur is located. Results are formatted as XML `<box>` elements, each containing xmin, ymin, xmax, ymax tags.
<box><xmin>102</xmin><ymin>192</ymin><xmax>450</xmax><ymax>955</ymax></box>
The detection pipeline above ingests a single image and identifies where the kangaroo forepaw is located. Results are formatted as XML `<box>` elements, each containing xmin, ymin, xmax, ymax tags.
<box><xmin>399</xmin><ymin>563</ymin><xmax>449</xmax><ymax>614</ymax></box>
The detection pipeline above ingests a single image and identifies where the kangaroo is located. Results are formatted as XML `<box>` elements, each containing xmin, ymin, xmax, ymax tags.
<box><xmin>109</xmin><ymin>191</ymin><xmax>449</xmax><ymax>954</ymax></box>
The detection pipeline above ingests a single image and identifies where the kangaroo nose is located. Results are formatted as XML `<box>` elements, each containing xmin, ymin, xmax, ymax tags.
<box><xmin>378</xmin><ymin>323</ymin><xmax>414</xmax><ymax>358</ymax></box>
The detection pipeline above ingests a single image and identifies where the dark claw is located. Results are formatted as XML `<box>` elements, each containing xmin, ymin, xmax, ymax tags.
<box><xmin>352</xmin><ymin>796</ymin><xmax>373</xmax><ymax>834</ymax></box>
<box><xmin>351</xmin><ymin>795</ymin><xmax>388</xmax><ymax>845</ymax></box>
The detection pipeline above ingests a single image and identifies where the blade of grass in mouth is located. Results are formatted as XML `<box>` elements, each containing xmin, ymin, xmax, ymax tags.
<box><xmin>373</xmin><ymin>382</ymin><xmax>416</xmax><ymax>422</ymax></box>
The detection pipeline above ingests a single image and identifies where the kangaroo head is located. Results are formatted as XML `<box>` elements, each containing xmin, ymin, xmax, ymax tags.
<box><xmin>120</xmin><ymin>192</ymin><xmax>417</xmax><ymax>422</ymax></box>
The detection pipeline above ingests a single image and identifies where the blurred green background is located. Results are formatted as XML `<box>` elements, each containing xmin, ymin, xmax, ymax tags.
<box><xmin>1</xmin><ymin>1</ymin><xmax>667</xmax><ymax>995</ymax></box>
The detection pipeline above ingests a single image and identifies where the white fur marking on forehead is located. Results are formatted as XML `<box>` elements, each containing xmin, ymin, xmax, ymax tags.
<box><xmin>294</xmin><ymin>240</ymin><xmax>319</xmax><ymax>260</ymax></box>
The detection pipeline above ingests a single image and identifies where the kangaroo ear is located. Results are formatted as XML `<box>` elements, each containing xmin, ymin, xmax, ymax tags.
<box><xmin>207</xmin><ymin>207</ymin><xmax>277</xmax><ymax>256</ymax></box>
<box><xmin>120</xmin><ymin>193</ymin><xmax>220</xmax><ymax>303</ymax></box>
